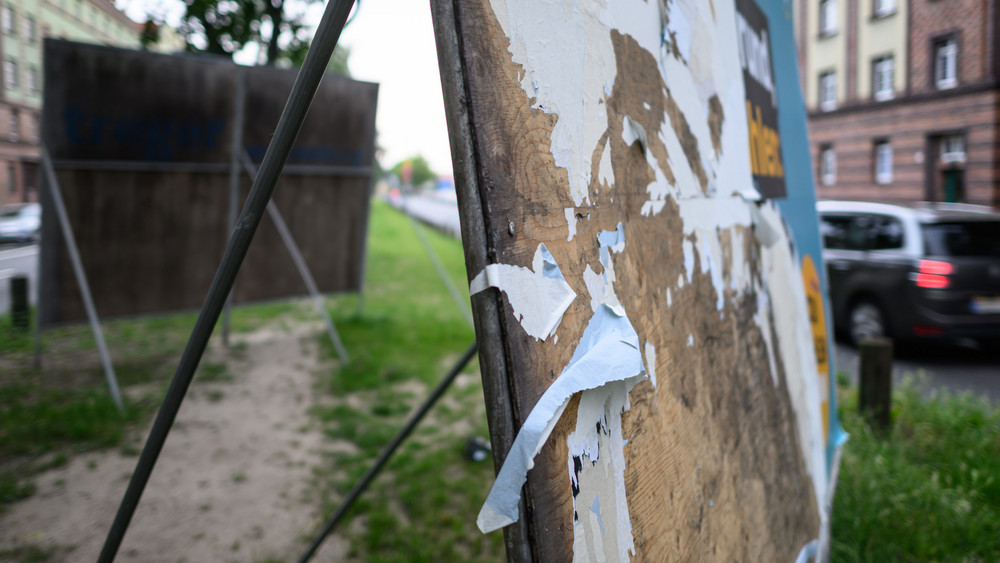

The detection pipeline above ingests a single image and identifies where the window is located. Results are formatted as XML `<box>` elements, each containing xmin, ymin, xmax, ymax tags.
<box><xmin>6</xmin><ymin>164</ymin><xmax>14</xmax><ymax>195</ymax></box>
<box><xmin>819</xmin><ymin>71</ymin><xmax>837</xmax><ymax>111</ymax></box>
<box><xmin>820</xmin><ymin>145</ymin><xmax>836</xmax><ymax>185</ymax></box>
<box><xmin>873</xmin><ymin>56</ymin><xmax>894</xmax><ymax>101</ymax></box>
<box><xmin>875</xmin><ymin>141</ymin><xmax>893</xmax><ymax>184</ymax></box>
<box><xmin>9</xmin><ymin>109</ymin><xmax>19</xmax><ymax>142</ymax></box>
<box><xmin>940</xmin><ymin>134</ymin><xmax>966</xmax><ymax>164</ymax></box>
<box><xmin>4</xmin><ymin>59</ymin><xmax>16</xmax><ymax>89</ymax></box>
<box><xmin>934</xmin><ymin>38</ymin><xmax>957</xmax><ymax>89</ymax></box>
<box><xmin>868</xmin><ymin>215</ymin><xmax>904</xmax><ymax>250</ymax></box>
<box><xmin>1</xmin><ymin>5</ymin><xmax>13</xmax><ymax>35</ymax></box>
<box><xmin>819</xmin><ymin>0</ymin><xmax>838</xmax><ymax>36</ymax></box>
<box><xmin>873</xmin><ymin>0</ymin><xmax>896</xmax><ymax>17</ymax></box>
<box><xmin>22</xmin><ymin>15</ymin><xmax>33</xmax><ymax>41</ymax></box>
<box><xmin>26</xmin><ymin>66</ymin><xmax>36</xmax><ymax>93</ymax></box>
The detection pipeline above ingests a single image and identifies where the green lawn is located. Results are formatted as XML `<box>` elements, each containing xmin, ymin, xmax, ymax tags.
<box><xmin>832</xmin><ymin>377</ymin><xmax>1000</xmax><ymax>561</ymax></box>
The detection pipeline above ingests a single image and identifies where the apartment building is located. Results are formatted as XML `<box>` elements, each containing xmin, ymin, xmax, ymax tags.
<box><xmin>0</xmin><ymin>0</ymin><xmax>142</xmax><ymax>206</ymax></box>
<box><xmin>796</xmin><ymin>0</ymin><xmax>1000</xmax><ymax>206</ymax></box>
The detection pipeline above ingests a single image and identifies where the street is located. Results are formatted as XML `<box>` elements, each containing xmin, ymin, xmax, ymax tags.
<box><xmin>0</xmin><ymin>243</ymin><xmax>38</xmax><ymax>316</ymax></box>
<box><xmin>835</xmin><ymin>340</ymin><xmax>1000</xmax><ymax>400</ymax></box>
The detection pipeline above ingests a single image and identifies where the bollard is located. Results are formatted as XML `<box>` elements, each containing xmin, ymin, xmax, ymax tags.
<box><xmin>10</xmin><ymin>275</ymin><xmax>29</xmax><ymax>332</ymax></box>
<box><xmin>858</xmin><ymin>337</ymin><xmax>893</xmax><ymax>432</ymax></box>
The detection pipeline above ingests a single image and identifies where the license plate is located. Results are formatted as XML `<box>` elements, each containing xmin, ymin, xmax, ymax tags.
<box><xmin>971</xmin><ymin>296</ymin><xmax>1000</xmax><ymax>314</ymax></box>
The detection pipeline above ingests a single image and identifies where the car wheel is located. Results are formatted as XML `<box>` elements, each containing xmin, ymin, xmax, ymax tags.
<box><xmin>848</xmin><ymin>299</ymin><xmax>888</xmax><ymax>346</ymax></box>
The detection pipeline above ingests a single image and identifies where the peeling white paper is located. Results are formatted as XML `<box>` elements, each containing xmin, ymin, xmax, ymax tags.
<box><xmin>477</xmin><ymin>304</ymin><xmax>647</xmax><ymax>533</ymax></box>
<box><xmin>470</xmin><ymin>244</ymin><xmax>577</xmax><ymax>340</ymax></box>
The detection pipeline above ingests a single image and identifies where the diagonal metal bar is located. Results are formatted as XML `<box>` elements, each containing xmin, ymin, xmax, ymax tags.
<box><xmin>297</xmin><ymin>341</ymin><xmax>478</xmax><ymax>563</ymax></box>
<box><xmin>404</xmin><ymin>208</ymin><xmax>474</xmax><ymax>327</ymax></box>
<box><xmin>40</xmin><ymin>147</ymin><xmax>124</xmax><ymax>413</ymax></box>
<box><xmin>241</xmin><ymin>151</ymin><xmax>351</xmax><ymax>364</ymax></box>
<box><xmin>222</xmin><ymin>67</ymin><xmax>247</xmax><ymax>347</ymax></box>
<box><xmin>96</xmin><ymin>1</ymin><xmax>356</xmax><ymax>560</ymax></box>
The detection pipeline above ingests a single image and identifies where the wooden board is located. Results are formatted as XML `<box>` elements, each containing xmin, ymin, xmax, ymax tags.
<box><xmin>38</xmin><ymin>40</ymin><xmax>378</xmax><ymax>326</ymax></box>
<box><xmin>433</xmin><ymin>0</ymin><xmax>833</xmax><ymax>560</ymax></box>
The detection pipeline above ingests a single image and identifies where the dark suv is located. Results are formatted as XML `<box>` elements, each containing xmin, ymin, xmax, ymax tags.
<box><xmin>818</xmin><ymin>201</ymin><xmax>1000</xmax><ymax>345</ymax></box>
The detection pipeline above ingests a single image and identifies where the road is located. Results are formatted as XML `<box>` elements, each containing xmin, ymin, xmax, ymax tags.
<box><xmin>835</xmin><ymin>340</ymin><xmax>1000</xmax><ymax>400</ymax></box>
<box><xmin>396</xmin><ymin>194</ymin><xmax>463</xmax><ymax>238</ymax></box>
<box><xmin>0</xmin><ymin>243</ymin><xmax>38</xmax><ymax>315</ymax></box>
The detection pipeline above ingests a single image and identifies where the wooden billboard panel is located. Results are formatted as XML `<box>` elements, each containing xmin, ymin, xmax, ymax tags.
<box><xmin>39</xmin><ymin>40</ymin><xmax>378</xmax><ymax>326</ymax></box>
<box><xmin>435</xmin><ymin>0</ymin><xmax>834</xmax><ymax>560</ymax></box>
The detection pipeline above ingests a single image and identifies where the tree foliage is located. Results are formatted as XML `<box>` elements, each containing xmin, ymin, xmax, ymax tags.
<box><xmin>179</xmin><ymin>0</ymin><xmax>349</xmax><ymax>70</ymax></box>
<box><xmin>391</xmin><ymin>155</ymin><xmax>437</xmax><ymax>187</ymax></box>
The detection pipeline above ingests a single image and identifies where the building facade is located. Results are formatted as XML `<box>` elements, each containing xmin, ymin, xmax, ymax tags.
<box><xmin>0</xmin><ymin>0</ymin><xmax>142</xmax><ymax>206</ymax></box>
<box><xmin>796</xmin><ymin>0</ymin><xmax>1000</xmax><ymax>206</ymax></box>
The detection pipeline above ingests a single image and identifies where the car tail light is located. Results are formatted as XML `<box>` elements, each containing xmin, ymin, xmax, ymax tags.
<box><xmin>915</xmin><ymin>260</ymin><xmax>953</xmax><ymax>288</ymax></box>
<box><xmin>913</xmin><ymin>324</ymin><xmax>944</xmax><ymax>337</ymax></box>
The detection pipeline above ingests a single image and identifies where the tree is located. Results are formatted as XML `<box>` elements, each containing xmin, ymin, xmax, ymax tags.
<box><xmin>179</xmin><ymin>0</ymin><xmax>350</xmax><ymax>70</ymax></box>
<box><xmin>390</xmin><ymin>155</ymin><xmax>437</xmax><ymax>188</ymax></box>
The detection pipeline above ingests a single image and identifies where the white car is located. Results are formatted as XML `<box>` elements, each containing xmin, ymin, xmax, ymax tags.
<box><xmin>0</xmin><ymin>203</ymin><xmax>41</xmax><ymax>244</ymax></box>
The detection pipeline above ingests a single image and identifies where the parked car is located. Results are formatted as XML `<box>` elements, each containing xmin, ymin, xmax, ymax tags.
<box><xmin>0</xmin><ymin>202</ymin><xmax>41</xmax><ymax>244</ymax></box>
<box><xmin>817</xmin><ymin>200</ymin><xmax>1000</xmax><ymax>346</ymax></box>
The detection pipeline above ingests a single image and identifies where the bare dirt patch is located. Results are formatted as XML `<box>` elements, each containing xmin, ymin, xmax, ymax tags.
<box><xmin>0</xmin><ymin>323</ymin><xmax>347</xmax><ymax>562</ymax></box>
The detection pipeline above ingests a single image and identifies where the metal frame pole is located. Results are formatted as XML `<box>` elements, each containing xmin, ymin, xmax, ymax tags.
<box><xmin>406</xmin><ymin>212</ymin><xmax>473</xmax><ymax>326</ymax></box>
<box><xmin>40</xmin><ymin>148</ymin><xmax>124</xmax><ymax>412</ymax></box>
<box><xmin>222</xmin><ymin>68</ymin><xmax>248</xmax><ymax>347</ymax></box>
<box><xmin>241</xmin><ymin>152</ymin><xmax>350</xmax><ymax>364</ymax></box>
<box><xmin>97</xmin><ymin>1</ymin><xmax>356</xmax><ymax>559</ymax></box>
<box><xmin>297</xmin><ymin>341</ymin><xmax>478</xmax><ymax>562</ymax></box>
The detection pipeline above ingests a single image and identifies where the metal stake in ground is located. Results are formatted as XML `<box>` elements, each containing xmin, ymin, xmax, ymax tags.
<box><xmin>40</xmin><ymin>147</ymin><xmax>124</xmax><ymax>414</ymax></box>
<box><xmin>241</xmin><ymin>151</ymin><xmax>350</xmax><ymax>364</ymax></box>
<box><xmin>298</xmin><ymin>341</ymin><xmax>478</xmax><ymax>562</ymax></box>
<box><xmin>96</xmin><ymin>1</ymin><xmax>356</xmax><ymax>560</ymax></box>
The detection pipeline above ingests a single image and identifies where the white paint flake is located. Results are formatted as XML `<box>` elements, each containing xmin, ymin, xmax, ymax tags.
<box><xmin>470</xmin><ymin>244</ymin><xmax>576</xmax><ymax>340</ymax></box>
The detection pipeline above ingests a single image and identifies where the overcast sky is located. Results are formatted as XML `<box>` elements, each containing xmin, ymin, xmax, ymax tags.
<box><xmin>119</xmin><ymin>0</ymin><xmax>455</xmax><ymax>176</ymax></box>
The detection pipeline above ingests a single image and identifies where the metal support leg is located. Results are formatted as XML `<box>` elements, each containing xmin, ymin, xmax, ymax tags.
<box><xmin>405</xmin><ymin>211</ymin><xmax>473</xmax><ymax>327</ymax></box>
<box><xmin>222</xmin><ymin>68</ymin><xmax>248</xmax><ymax>347</ymax></box>
<box><xmin>297</xmin><ymin>342</ymin><xmax>478</xmax><ymax>562</ymax></box>
<box><xmin>97</xmin><ymin>1</ymin><xmax>356</xmax><ymax>559</ymax></box>
<box><xmin>40</xmin><ymin>148</ymin><xmax>124</xmax><ymax>413</ymax></box>
<box><xmin>241</xmin><ymin>152</ymin><xmax>350</xmax><ymax>364</ymax></box>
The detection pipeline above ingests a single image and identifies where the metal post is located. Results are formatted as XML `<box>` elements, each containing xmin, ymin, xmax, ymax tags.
<box><xmin>222</xmin><ymin>68</ymin><xmax>248</xmax><ymax>347</ymax></box>
<box><xmin>10</xmin><ymin>275</ymin><xmax>29</xmax><ymax>332</ymax></box>
<box><xmin>298</xmin><ymin>342</ymin><xmax>478</xmax><ymax>562</ymax></box>
<box><xmin>97</xmin><ymin>2</ymin><xmax>356</xmax><ymax>560</ymax></box>
<box><xmin>40</xmin><ymin>148</ymin><xmax>124</xmax><ymax>413</ymax></box>
<box><xmin>241</xmin><ymin>152</ymin><xmax>350</xmax><ymax>364</ymax></box>
<box><xmin>859</xmin><ymin>337</ymin><xmax>893</xmax><ymax>432</ymax></box>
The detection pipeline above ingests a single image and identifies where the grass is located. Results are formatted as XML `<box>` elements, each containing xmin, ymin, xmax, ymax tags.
<box><xmin>832</xmin><ymin>375</ymin><xmax>1000</xmax><ymax>561</ymax></box>
<box><xmin>307</xmin><ymin>201</ymin><xmax>501</xmax><ymax>561</ymax></box>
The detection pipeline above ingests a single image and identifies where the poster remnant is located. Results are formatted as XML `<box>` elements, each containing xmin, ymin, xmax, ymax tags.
<box><xmin>435</xmin><ymin>0</ymin><xmax>845</xmax><ymax>559</ymax></box>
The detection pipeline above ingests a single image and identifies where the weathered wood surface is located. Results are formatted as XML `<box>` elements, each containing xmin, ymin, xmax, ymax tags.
<box><xmin>437</xmin><ymin>0</ymin><xmax>826</xmax><ymax>560</ymax></box>
<box><xmin>39</xmin><ymin>40</ymin><xmax>377</xmax><ymax>325</ymax></box>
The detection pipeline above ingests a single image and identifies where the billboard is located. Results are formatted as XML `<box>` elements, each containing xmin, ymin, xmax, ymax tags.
<box><xmin>434</xmin><ymin>0</ymin><xmax>843</xmax><ymax>559</ymax></box>
<box><xmin>39</xmin><ymin>40</ymin><xmax>378</xmax><ymax>326</ymax></box>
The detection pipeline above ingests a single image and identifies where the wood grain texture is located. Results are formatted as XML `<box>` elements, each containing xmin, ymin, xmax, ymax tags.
<box><xmin>442</xmin><ymin>0</ymin><xmax>821</xmax><ymax>560</ymax></box>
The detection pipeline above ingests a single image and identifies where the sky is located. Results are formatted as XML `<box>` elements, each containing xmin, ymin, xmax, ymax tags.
<box><xmin>118</xmin><ymin>0</ymin><xmax>455</xmax><ymax>176</ymax></box>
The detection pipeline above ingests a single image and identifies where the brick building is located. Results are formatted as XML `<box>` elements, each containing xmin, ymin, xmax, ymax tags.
<box><xmin>795</xmin><ymin>0</ymin><xmax>1000</xmax><ymax>206</ymax></box>
<box><xmin>0</xmin><ymin>0</ymin><xmax>146</xmax><ymax>207</ymax></box>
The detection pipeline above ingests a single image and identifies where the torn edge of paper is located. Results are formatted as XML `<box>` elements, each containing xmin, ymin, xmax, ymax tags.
<box><xmin>470</xmin><ymin>243</ymin><xmax>577</xmax><ymax>340</ymax></box>
<box><xmin>476</xmin><ymin>304</ymin><xmax>647</xmax><ymax>533</ymax></box>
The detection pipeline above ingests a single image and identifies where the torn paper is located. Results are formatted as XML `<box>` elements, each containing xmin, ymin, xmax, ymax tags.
<box><xmin>470</xmin><ymin>244</ymin><xmax>576</xmax><ymax>340</ymax></box>
<box><xmin>477</xmin><ymin>304</ymin><xmax>647</xmax><ymax>533</ymax></box>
